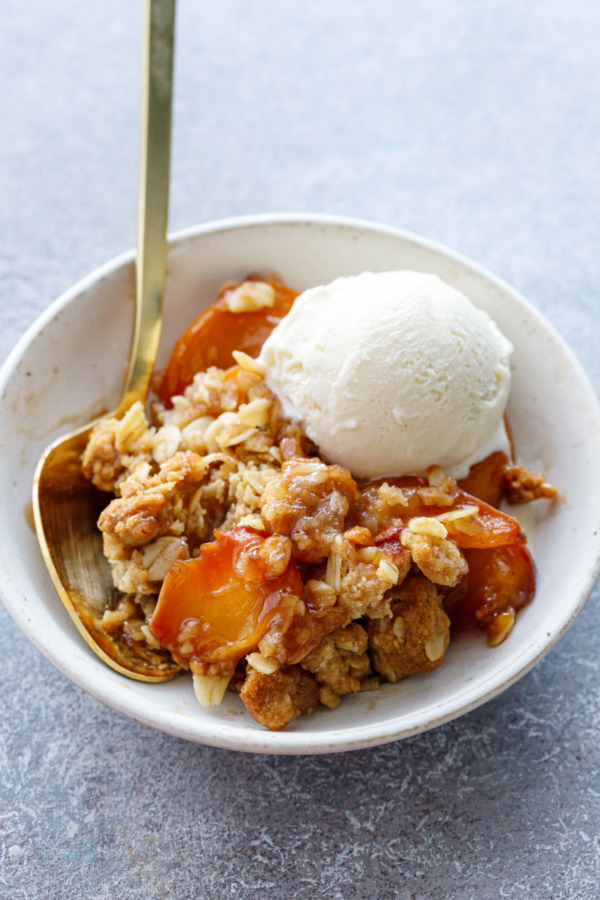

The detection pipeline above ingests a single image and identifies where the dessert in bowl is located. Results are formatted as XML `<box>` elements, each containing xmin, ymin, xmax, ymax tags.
<box><xmin>0</xmin><ymin>214</ymin><xmax>599</xmax><ymax>753</ymax></box>
<box><xmin>83</xmin><ymin>268</ymin><xmax>554</xmax><ymax>730</ymax></box>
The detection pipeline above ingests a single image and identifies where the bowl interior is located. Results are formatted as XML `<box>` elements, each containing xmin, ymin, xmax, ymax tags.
<box><xmin>1</xmin><ymin>215</ymin><xmax>599</xmax><ymax>754</ymax></box>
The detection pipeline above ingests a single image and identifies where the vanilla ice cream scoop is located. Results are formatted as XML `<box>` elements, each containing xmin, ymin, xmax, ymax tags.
<box><xmin>259</xmin><ymin>270</ymin><xmax>513</xmax><ymax>480</ymax></box>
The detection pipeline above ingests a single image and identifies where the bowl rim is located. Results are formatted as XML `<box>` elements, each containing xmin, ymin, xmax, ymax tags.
<box><xmin>1</xmin><ymin>211</ymin><xmax>600</xmax><ymax>754</ymax></box>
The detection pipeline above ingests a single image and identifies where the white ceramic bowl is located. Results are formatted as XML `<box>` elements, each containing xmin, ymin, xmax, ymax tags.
<box><xmin>1</xmin><ymin>214</ymin><xmax>600</xmax><ymax>755</ymax></box>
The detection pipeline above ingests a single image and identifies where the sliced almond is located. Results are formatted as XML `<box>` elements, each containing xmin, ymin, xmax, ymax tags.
<box><xmin>408</xmin><ymin>516</ymin><xmax>448</xmax><ymax>538</ymax></box>
<box><xmin>425</xmin><ymin>633</ymin><xmax>446</xmax><ymax>662</ymax></box>
<box><xmin>192</xmin><ymin>673</ymin><xmax>232</xmax><ymax>707</ymax></box>
<box><xmin>232</xmin><ymin>350</ymin><xmax>266</xmax><ymax>376</ymax></box>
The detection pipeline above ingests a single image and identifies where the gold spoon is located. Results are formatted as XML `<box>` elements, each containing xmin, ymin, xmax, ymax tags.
<box><xmin>32</xmin><ymin>0</ymin><xmax>180</xmax><ymax>682</ymax></box>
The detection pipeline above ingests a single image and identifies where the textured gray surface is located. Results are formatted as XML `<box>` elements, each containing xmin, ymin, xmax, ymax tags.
<box><xmin>1</xmin><ymin>1</ymin><xmax>600</xmax><ymax>897</ymax></box>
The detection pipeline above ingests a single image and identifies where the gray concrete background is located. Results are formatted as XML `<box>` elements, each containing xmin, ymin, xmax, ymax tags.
<box><xmin>1</xmin><ymin>1</ymin><xmax>599</xmax><ymax>897</ymax></box>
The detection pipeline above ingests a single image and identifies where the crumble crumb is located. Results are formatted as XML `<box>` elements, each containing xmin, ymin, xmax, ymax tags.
<box><xmin>240</xmin><ymin>665</ymin><xmax>319</xmax><ymax>730</ymax></box>
<box><xmin>504</xmin><ymin>463</ymin><xmax>557</xmax><ymax>504</ymax></box>
<box><xmin>400</xmin><ymin>527</ymin><xmax>468</xmax><ymax>587</ymax></box>
<box><xmin>368</xmin><ymin>576</ymin><xmax>450</xmax><ymax>682</ymax></box>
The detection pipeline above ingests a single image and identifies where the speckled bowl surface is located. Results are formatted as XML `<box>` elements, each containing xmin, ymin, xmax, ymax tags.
<box><xmin>1</xmin><ymin>214</ymin><xmax>599</xmax><ymax>754</ymax></box>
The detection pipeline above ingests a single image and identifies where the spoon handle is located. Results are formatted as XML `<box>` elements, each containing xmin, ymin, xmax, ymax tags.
<box><xmin>119</xmin><ymin>0</ymin><xmax>176</xmax><ymax>414</ymax></box>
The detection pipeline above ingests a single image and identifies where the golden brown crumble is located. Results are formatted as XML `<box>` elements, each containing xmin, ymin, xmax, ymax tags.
<box><xmin>240</xmin><ymin>665</ymin><xmax>319</xmax><ymax>731</ymax></box>
<box><xmin>350</xmin><ymin>482</ymin><xmax>411</xmax><ymax>534</ymax></box>
<box><xmin>260</xmin><ymin>457</ymin><xmax>358</xmax><ymax>563</ymax></box>
<box><xmin>503</xmin><ymin>464</ymin><xmax>558</xmax><ymax>504</ymax></box>
<box><xmin>81</xmin><ymin>317</ymin><xmax>556</xmax><ymax>731</ymax></box>
<box><xmin>368</xmin><ymin>576</ymin><xmax>450</xmax><ymax>682</ymax></box>
<box><xmin>335</xmin><ymin>539</ymin><xmax>411</xmax><ymax>620</ymax></box>
<box><xmin>400</xmin><ymin>527</ymin><xmax>468</xmax><ymax>588</ymax></box>
<box><xmin>301</xmin><ymin>623</ymin><xmax>371</xmax><ymax>709</ymax></box>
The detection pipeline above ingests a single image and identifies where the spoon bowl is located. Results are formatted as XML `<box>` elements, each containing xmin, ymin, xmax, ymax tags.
<box><xmin>33</xmin><ymin>422</ymin><xmax>181</xmax><ymax>680</ymax></box>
